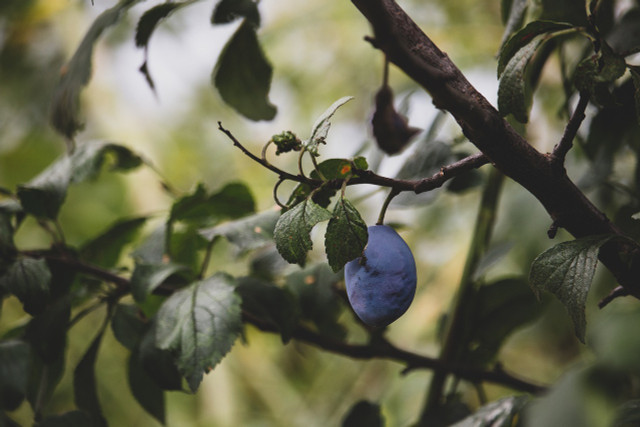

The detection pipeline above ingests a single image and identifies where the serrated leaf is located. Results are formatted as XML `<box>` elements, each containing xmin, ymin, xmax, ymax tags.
<box><xmin>17</xmin><ymin>142</ymin><xmax>141</xmax><ymax>219</ymax></box>
<box><xmin>305</xmin><ymin>96</ymin><xmax>353</xmax><ymax>156</ymax></box>
<box><xmin>199</xmin><ymin>209</ymin><xmax>279</xmax><ymax>253</ymax></box>
<box><xmin>128</xmin><ymin>346</ymin><xmax>165</xmax><ymax>425</ymax></box>
<box><xmin>212</xmin><ymin>0</ymin><xmax>260</xmax><ymax>27</ymax></box>
<box><xmin>0</xmin><ymin>258</ymin><xmax>51</xmax><ymax>315</ymax></box>
<box><xmin>213</xmin><ymin>21</ymin><xmax>276</xmax><ymax>121</ymax></box>
<box><xmin>73</xmin><ymin>310</ymin><xmax>111</xmax><ymax>427</ymax></box>
<box><xmin>452</xmin><ymin>395</ymin><xmax>529</xmax><ymax>427</ymax></box>
<box><xmin>342</xmin><ymin>400</ymin><xmax>384</xmax><ymax>427</ymax></box>
<box><xmin>325</xmin><ymin>198</ymin><xmax>368</xmax><ymax>272</ymax></box>
<box><xmin>498</xmin><ymin>38</ymin><xmax>542</xmax><ymax>123</ymax></box>
<box><xmin>498</xmin><ymin>20</ymin><xmax>573</xmax><ymax>76</ymax></box>
<box><xmin>50</xmin><ymin>0</ymin><xmax>143</xmax><ymax>138</ymax></box>
<box><xmin>529</xmin><ymin>235</ymin><xmax>616</xmax><ymax>342</ymax></box>
<box><xmin>0</xmin><ymin>340</ymin><xmax>29</xmax><ymax>411</ymax></box>
<box><xmin>131</xmin><ymin>262</ymin><xmax>193</xmax><ymax>303</ymax></box>
<box><xmin>237</xmin><ymin>277</ymin><xmax>299</xmax><ymax>343</ymax></box>
<box><xmin>155</xmin><ymin>273</ymin><xmax>242</xmax><ymax>392</ymax></box>
<box><xmin>80</xmin><ymin>216</ymin><xmax>148</xmax><ymax>269</ymax></box>
<box><xmin>274</xmin><ymin>199</ymin><xmax>332</xmax><ymax>265</ymax></box>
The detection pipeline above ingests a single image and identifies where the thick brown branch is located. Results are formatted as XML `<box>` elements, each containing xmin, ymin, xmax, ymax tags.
<box><xmin>350</xmin><ymin>0</ymin><xmax>640</xmax><ymax>299</ymax></box>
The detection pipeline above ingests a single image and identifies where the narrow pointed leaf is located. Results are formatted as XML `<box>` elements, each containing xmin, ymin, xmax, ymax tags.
<box><xmin>213</xmin><ymin>21</ymin><xmax>276</xmax><ymax>121</ymax></box>
<box><xmin>274</xmin><ymin>199</ymin><xmax>332</xmax><ymax>265</ymax></box>
<box><xmin>155</xmin><ymin>273</ymin><xmax>242</xmax><ymax>392</ymax></box>
<box><xmin>325</xmin><ymin>198</ymin><xmax>368</xmax><ymax>272</ymax></box>
<box><xmin>128</xmin><ymin>347</ymin><xmax>165</xmax><ymax>425</ymax></box>
<box><xmin>305</xmin><ymin>96</ymin><xmax>353</xmax><ymax>156</ymax></box>
<box><xmin>73</xmin><ymin>311</ymin><xmax>111</xmax><ymax>427</ymax></box>
<box><xmin>212</xmin><ymin>0</ymin><xmax>260</xmax><ymax>27</ymax></box>
<box><xmin>51</xmin><ymin>0</ymin><xmax>143</xmax><ymax>138</ymax></box>
<box><xmin>498</xmin><ymin>38</ymin><xmax>542</xmax><ymax>123</ymax></box>
<box><xmin>342</xmin><ymin>400</ymin><xmax>384</xmax><ymax>427</ymax></box>
<box><xmin>529</xmin><ymin>235</ymin><xmax>616</xmax><ymax>342</ymax></box>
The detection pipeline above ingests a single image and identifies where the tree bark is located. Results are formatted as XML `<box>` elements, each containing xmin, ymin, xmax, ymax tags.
<box><xmin>350</xmin><ymin>0</ymin><xmax>640</xmax><ymax>299</ymax></box>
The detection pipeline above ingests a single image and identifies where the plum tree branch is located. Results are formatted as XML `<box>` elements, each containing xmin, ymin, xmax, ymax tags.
<box><xmin>350</xmin><ymin>0</ymin><xmax>640</xmax><ymax>299</ymax></box>
<box><xmin>551</xmin><ymin>92</ymin><xmax>590</xmax><ymax>167</ymax></box>
<box><xmin>241</xmin><ymin>311</ymin><xmax>546</xmax><ymax>394</ymax></box>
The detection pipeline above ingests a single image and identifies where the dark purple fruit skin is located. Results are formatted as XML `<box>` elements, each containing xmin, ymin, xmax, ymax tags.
<box><xmin>344</xmin><ymin>225</ymin><xmax>417</xmax><ymax>327</ymax></box>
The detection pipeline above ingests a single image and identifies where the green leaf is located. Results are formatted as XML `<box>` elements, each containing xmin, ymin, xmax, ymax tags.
<box><xmin>80</xmin><ymin>216</ymin><xmax>148</xmax><ymax>269</ymax></box>
<box><xmin>0</xmin><ymin>340</ymin><xmax>29</xmax><ymax>411</ymax></box>
<box><xmin>212</xmin><ymin>0</ymin><xmax>260</xmax><ymax>27</ymax></box>
<box><xmin>236</xmin><ymin>277</ymin><xmax>299</xmax><ymax>343</ymax></box>
<box><xmin>574</xmin><ymin>45</ymin><xmax>626</xmax><ymax>105</ymax></box>
<box><xmin>274</xmin><ymin>199</ymin><xmax>332</xmax><ymax>265</ymax></box>
<box><xmin>73</xmin><ymin>310</ymin><xmax>111</xmax><ymax>427</ymax></box>
<box><xmin>135</xmin><ymin>2</ymin><xmax>188</xmax><ymax>49</ymax></box>
<box><xmin>131</xmin><ymin>262</ymin><xmax>193</xmax><ymax>303</ymax></box>
<box><xmin>50</xmin><ymin>0</ymin><xmax>143</xmax><ymax>138</ymax></box>
<box><xmin>128</xmin><ymin>346</ymin><xmax>165</xmax><ymax>425</ymax></box>
<box><xmin>529</xmin><ymin>235</ymin><xmax>617</xmax><ymax>342</ymax></box>
<box><xmin>199</xmin><ymin>209</ymin><xmax>279</xmax><ymax>253</ymax></box>
<box><xmin>498</xmin><ymin>20</ymin><xmax>574</xmax><ymax>77</ymax></box>
<box><xmin>589</xmin><ymin>307</ymin><xmax>640</xmax><ymax>373</ymax></box>
<box><xmin>0</xmin><ymin>258</ymin><xmax>51</xmax><ymax>315</ymax></box>
<box><xmin>311</xmin><ymin>158</ymin><xmax>359</xmax><ymax>180</ymax></box>
<box><xmin>213</xmin><ymin>21</ymin><xmax>276</xmax><ymax>121</ymax></box>
<box><xmin>393</xmin><ymin>141</ymin><xmax>452</xmax><ymax>207</ymax></box>
<box><xmin>452</xmin><ymin>395</ymin><xmax>529</xmax><ymax>427</ymax></box>
<box><xmin>305</xmin><ymin>96</ymin><xmax>354</xmax><ymax>156</ymax></box>
<box><xmin>342</xmin><ymin>400</ymin><xmax>384</xmax><ymax>427</ymax></box>
<box><xmin>17</xmin><ymin>142</ymin><xmax>141</xmax><ymax>219</ymax></box>
<box><xmin>0</xmin><ymin>207</ymin><xmax>16</xmax><ymax>272</ymax></box>
<box><xmin>325</xmin><ymin>198</ymin><xmax>368</xmax><ymax>272</ymax></box>
<box><xmin>170</xmin><ymin>182</ymin><xmax>255</xmax><ymax>226</ymax></box>
<box><xmin>286</xmin><ymin>264</ymin><xmax>346</xmax><ymax>339</ymax></box>
<box><xmin>498</xmin><ymin>38</ymin><xmax>542</xmax><ymax>123</ymax></box>
<box><xmin>39</xmin><ymin>411</ymin><xmax>93</xmax><ymax>427</ymax></box>
<box><xmin>613</xmin><ymin>400</ymin><xmax>640</xmax><ymax>427</ymax></box>
<box><xmin>607</xmin><ymin>8</ymin><xmax>640</xmax><ymax>56</ymax></box>
<box><xmin>111</xmin><ymin>304</ymin><xmax>147</xmax><ymax>351</ymax></box>
<box><xmin>155</xmin><ymin>273</ymin><xmax>242</xmax><ymax>392</ymax></box>
<box><xmin>25</xmin><ymin>297</ymin><xmax>70</xmax><ymax>363</ymax></box>
<box><xmin>139</xmin><ymin>322</ymin><xmax>183</xmax><ymax>391</ymax></box>
<box><xmin>466</xmin><ymin>278</ymin><xmax>541</xmax><ymax>366</ymax></box>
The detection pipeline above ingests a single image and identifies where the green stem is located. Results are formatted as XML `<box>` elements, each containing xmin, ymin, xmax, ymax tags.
<box><xmin>376</xmin><ymin>188</ymin><xmax>400</xmax><ymax>225</ymax></box>
<box><xmin>420</xmin><ymin>168</ymin><xmax>504</xmax><ymax>422</ymax></box>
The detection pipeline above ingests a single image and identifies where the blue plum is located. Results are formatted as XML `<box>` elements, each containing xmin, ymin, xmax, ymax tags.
<box><xmin>344</xmin><ymin>225</ymin><xmax>417</xmax><ymax>327</ymax></box>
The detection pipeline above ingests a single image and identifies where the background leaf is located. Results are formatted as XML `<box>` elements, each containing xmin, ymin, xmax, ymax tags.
<box><xmin>0</xmin><ymin>340</ymin><xmax>29</xmax><ymax>411</ymax></box>
<box><xmin>80</xmin><ymin>216</ymin><xmax>148</xmax><ymax>269</ymax></box>
<box><xmin>274</xmin><ymin>199</ymin><xmax>332</xmax><ymax>265</ymax></box>
<box><xmin>50</xmin><ymin>0</ymin><xmax>143</xmax><ymax>138</ymax></box>
<box><xmin>213</xmin><ymin>21</ymin><xmax>276</xmax><ymax>121</ymax></box>
<box><xmin>342</xmin><ymin>400</ymin><xmax>384</xmax><ymax>427</ymax></box>
<box><xmin>155</xmin><ymin>273</ymin><xmax>242</xmax><ymax>392</ymax></box>
<box><xmin>131</xmin><ymin>262</ymin><xmax>193</xmax><ymax>303</ymax></box>
<box><xmin>0</xmin><ymin>258</ymin><xmax>51</xmax><ymax>315</ymax></box>
<box><xmin>212</xmin><ymin>0</ymin><xmax>260</xmax><ymax>27</ymax></box>
<box><xmin>529</xmin><ymin>235</ymin><xmax>616</xmax><ymax>342</ymax></box>
<box><xmin>128</xmin><ymin>346</ymin><xmax>165</xmax><ymax>425</ymax></box>
<box><xmin>452</xmin><ymin>395</ymin><xmax>529</xmax><ymax>427</ymax></box>
<box><xmin>325</xmin><ymin>198</ymin><xmax>368</xmax><ymax>272</ymax></box>
<box><xmin>199</xmin><ymin>209</ymin><xmax>279</xmax><ymax>253</ymax></box>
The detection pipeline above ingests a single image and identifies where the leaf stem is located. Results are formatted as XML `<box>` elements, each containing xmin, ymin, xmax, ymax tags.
<box><xmin>376</xmin><ymin>187</ymin><xmax>400</xmax><ymax>225</ymax></box>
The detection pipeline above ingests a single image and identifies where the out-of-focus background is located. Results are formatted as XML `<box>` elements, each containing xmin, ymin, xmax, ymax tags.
<box><xmin>0</xmin><ymin>0</ymin><xmax>625</xmax><ymax>425</ymax></box>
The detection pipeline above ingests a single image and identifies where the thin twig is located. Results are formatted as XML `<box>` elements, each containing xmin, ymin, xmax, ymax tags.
<box><xmin>551</xmin><ymin>92</ymin><xmax>590</xmax><ymax>167</ymax></box>
<box><xmin>242</xmin><ymin>311</ymin><xmax>546</xmax><ymax>394</ymax></box>
<box><xmin>598</xmin><ymin>285</ymin><xmax>629</xmax><ymax>308</ymax></box>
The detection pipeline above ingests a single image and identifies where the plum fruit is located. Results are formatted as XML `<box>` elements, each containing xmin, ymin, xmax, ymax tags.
<box><xmin>344</xmin><ymin>225</ymin><xmax>417</xmax><ymax>327</ymax></box>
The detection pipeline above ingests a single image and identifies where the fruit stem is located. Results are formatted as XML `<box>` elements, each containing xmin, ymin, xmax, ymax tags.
<box><xmin>419</xmin><ymin>168</ymin><xmax>504</xmax><ymax>423</ymax></box>
<box><xmin>376</xmin><ymin>188</ymin><xmax>400</xmax><ymax>225</ymax></box>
